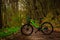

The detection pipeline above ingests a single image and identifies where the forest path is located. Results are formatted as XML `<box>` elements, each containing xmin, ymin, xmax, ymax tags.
<box><xmin>1</xmin><ymin>28</ymin><xmax>60</xmax><ymax>40</ymax></box>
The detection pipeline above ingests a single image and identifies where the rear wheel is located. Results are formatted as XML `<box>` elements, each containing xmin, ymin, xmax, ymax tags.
<box><xmin>41</xmin><ymin>22</ymin><xmax>53</xmax><ymax>35</ymax></box>
<box><xmin>21</xmin><ymin>24</ymin><xmax>33</xmax><ymax>36</ymax></box>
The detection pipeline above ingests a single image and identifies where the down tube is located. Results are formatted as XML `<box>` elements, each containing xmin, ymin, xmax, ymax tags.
<box><xmin>31</xmin><ymin>20</ymin><xmax>39</xmax><ymax>28</ymax></box>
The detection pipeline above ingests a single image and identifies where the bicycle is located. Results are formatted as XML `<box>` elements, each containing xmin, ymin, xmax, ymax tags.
<box><xmin>21</xmin><ymin>16</ymin><xmax>53</xmax><ymax>36</ymax></box>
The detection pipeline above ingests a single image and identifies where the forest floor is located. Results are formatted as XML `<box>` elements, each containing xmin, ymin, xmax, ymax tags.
<box><xmin>0</xmin><ymin>27</ymin><xmax>60</xmax><ymax>40</ymax></box>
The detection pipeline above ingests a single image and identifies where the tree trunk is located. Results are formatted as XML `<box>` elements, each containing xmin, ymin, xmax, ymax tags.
<box><xmin>0</xmin><ymin>0</ymin><xmax>2</xmax><ymax>29</ymax></box>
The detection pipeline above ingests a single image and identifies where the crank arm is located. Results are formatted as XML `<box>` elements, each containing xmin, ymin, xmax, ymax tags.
<box><xmin>35</xmin><ymin>28</ymin><xmax>41</xmax><ymax>33</ymax></box>
<box><xmin>35</xmin><ymin>29</ymin><xmax>40</xmax><ymax>33</ymax></box>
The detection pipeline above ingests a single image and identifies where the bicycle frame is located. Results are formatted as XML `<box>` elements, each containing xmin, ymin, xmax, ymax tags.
<box><xmin>27</xmin><ymin>19</ymin><xmax>46</xmax><ymax>32</ymax></box>
<box><xmin>26</xmin><ymin>16</ymin><xmax>39</xmax><ymax>28</ymax></box>
<box><xmin>27</xmin><ymin>17</ymin><xmax>44</xmax><ymax>30</ymax></box>
<box><xmin>30</xmin><ymin>19</ymin><xmax>40</xmax><ymax>28</ymax></box>
<box><xmin>26</xmin><ymin>16</ymin><xmax>43</xmax><ymax>30</ymax></box>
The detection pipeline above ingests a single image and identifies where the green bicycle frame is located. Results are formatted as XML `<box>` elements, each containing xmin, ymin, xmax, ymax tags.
<box><xmin>30</xmin><ymin>19</ymin><xmax>49</xmax><ymax>30</ymax></box>
<box><xmin>30</xmin><ymin>19</ymin><xmax>40</xmax><ymax>28</ymax></box>
<box><xmin>26</xmin><ymin>16</ymin><xmax>45</xmax><ymax>30</ymax></box>
<box><xmin>26</xmin><ymin>16</ymin><xmax>40</xmax><ymax>28</ymax></box>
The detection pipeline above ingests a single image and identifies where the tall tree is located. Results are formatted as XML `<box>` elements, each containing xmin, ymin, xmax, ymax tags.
<box><xmin>0</xmin><ymin>0</ymin><xmax>2</xmax><ymax>29</ymax></box>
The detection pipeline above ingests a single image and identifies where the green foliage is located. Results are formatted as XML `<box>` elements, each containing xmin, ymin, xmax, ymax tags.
<box><xmin>0</xmin><ymin>26</ymin><xmax>20</xmax><ymax>38</ymax></box>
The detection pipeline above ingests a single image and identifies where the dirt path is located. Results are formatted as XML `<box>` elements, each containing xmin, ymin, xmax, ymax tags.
<box><xmin>0</xmin><ymin>28</ymin><xmax>60</xmax><ymax>40</ymax></box>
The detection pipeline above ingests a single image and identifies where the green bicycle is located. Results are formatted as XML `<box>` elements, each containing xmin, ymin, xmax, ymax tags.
<box><xmin>21</xmin><ymin>17</ymin><xmax>53</xmax><ymax>36</ymax></box>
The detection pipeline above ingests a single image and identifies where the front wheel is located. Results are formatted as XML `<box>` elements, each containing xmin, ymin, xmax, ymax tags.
<box><xmin>21</xmin><ymin>24</ymin><xmax>33</xmax><ymax>36</ymax></box>
<box><xmin>41</xmin><ymin>22</ymin><xmax>53</xmax><ymax>35</ymax></box>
